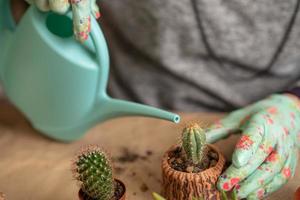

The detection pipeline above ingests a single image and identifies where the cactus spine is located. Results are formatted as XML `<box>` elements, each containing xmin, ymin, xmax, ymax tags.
<box><xmin>182</xmin><ymin>123</ymin><xmax>207</xmax><ymax>165</ymax></box>
<box><xmin>72</xmin><ymin>145</ymin><xmax>114</xmax><ymax>200</ymax></box>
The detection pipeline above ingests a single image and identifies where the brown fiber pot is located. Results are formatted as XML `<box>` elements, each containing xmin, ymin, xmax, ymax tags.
<box><xmin>162</xmin><ymin>144</ymin><xmax>225</xmax><ymax>200</ymax></box>
<box><xmin>78</xmin><ymin>179</ymin><xmax>126</xmax><ymax>200</ymax></box>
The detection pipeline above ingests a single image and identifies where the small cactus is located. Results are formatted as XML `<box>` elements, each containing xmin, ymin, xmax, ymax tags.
<box><xmin>221</xmin><ymin>190</ymin><xmax>228</xmax><ymax>200</ymax></box>
<box><xmin>182</xmin><ymin>123</ymin><xmax>207</xmax><ymax>165</ymax></box>
<box><xmin>72</xmin><ymin>145</ymin><xmax>114</xmax><ymax>200</ymax></box>
<box><xmin>152</xmin><ymin>192</ymin><xmax>166</xmax><ymax>200</ymax></box>
<box><xmin>221</xmin><ymin>189</ymin><xmax>238</xmax><ymax>200</ymax></box>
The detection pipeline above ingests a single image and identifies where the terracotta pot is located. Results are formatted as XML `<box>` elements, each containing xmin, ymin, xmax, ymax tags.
<box><xmin>162</xmin><ymin>144</ymin><xmax>225</xmax><ymax>200</ymax></box>
<box><xmin>295</xmin><ymin>187</ymin><xmax>300</xmax><ymax>200</ymax></box>
<box><xmin>78</xmin><ymin>179</ymin><xmax>126</xmax><ymax>200</ymax></box>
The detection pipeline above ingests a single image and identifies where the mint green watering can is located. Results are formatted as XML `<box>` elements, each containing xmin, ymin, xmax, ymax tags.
<box><xmin>0</xmin><ymin>1</ymin><xmax>180</xmax><ymax>142</ymax></box>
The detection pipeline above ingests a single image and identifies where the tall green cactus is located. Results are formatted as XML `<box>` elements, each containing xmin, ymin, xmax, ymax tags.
<box><xmin>72</xmin><ymin>145</ymin><xmax>114</xmax><ymax>200</ymax></box>
<box><xmin>182</xmin><ymin>123</ymin><xmax>207</xmax><ymax>165</ymax></box>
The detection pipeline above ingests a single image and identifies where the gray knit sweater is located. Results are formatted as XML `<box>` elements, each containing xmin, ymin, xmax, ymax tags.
<box><xmin>1</xmin><ymin>0</ymin><xmax>300</xmax><ymax>112</ymax></box>
<box><xmin>101</xmin><ymin>0</ymin><xmax>300</xmax><ymax>112</ymax></box>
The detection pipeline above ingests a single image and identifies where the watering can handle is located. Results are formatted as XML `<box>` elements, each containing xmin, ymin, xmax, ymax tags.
<box><xmin>65</xmin><ymin>11</ymin><xmax>110</xmax><ymax>99</ymax></box>
<box><xmin>89</xmin><ymin>16</ymin><xmax>110</xmax><ymax>99</ymax></box>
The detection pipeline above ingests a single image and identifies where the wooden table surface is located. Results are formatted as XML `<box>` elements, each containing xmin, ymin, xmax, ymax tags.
<box><xmin>0</xmin><ymin>100</ymin><xmax>298</xmax><ymax>200</ymax></box>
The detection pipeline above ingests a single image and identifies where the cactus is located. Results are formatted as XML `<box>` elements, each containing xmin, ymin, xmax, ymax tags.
<box><xmin>152</xmin><ymin>192</ymin><xmax>166</xmax><ymax>200</ymax></box>
<box><xmin>221</xmin><ymin>190</ymin><xmax>228</xmax><ymax>200</ymax></box>
<box><xmin>72</xmin><ymin>145</ymin><xmax>114</xmax><ymax>200</ymax></box>
<box><xmin>221</xmin><ymin>189</ymin><xmax>238</xmax><ymax>200</ymax></box>
<box><xmin>182</xmin><ymin>123</ymin><xmax>207</xmax><ymax>165</ymax></box>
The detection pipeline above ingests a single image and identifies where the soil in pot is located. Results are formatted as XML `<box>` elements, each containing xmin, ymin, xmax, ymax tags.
<box><xmin>169</xmin><ymin>146</ymin><xmax>219</xmax><ymax>173</ymax></box>
<box><xmin>79</xmin><ymin>179</ymin><xmax>126</xmax><ymax>200</ymax></box>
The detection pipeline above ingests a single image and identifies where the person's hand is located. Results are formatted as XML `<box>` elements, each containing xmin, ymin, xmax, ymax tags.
<box><xmin>206</xmin><ymin>94</ymin><xmax>300</xmax><ymax>199</ymax></box>
<box><xmin>25</xmin><ymin>0</ymin><xmax>100</xmax><ymax>42</ymax></box>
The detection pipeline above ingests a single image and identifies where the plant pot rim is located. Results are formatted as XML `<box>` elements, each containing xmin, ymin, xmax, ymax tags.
<box><xmin>78</xmin><ymin>178</ymin><xmax>126</xmax><ymax>200</ymax></box>
<box><xmin>162</xmin><ymin>144</ymin><xmax>225</xmax><ymax>178</ymax></box>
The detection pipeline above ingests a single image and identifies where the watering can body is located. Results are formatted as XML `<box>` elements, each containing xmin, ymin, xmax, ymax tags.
<box><xmin>0</xmin><ymin>1</ymin><xmax>180</xmax><ymax>142</ymax></box>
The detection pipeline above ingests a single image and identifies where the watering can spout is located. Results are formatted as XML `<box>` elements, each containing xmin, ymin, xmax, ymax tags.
<box><xmin>0</xmin><ymin>4</ymin><xmax>180</xmax><ymax>142</ymax></box>
<box><xmin>95</xmin><ymin>98</ymin><xmax>181</xmax><ymax>123</ymax></box>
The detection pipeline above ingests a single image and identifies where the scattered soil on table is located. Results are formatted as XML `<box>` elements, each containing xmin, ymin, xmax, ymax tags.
<box><xmin>131</xmin><ymin>172</ymin><xmax>136</xmax><ymax>177</ymax></box>
<box><xmin>117</xmin><ymin>148</ymin><xmax>139</xmax><ymax>162</ymax></box>
<box><xmin>168</xmin><ymin>146</ymin><xmax>219</xmax><ymax>173</ymax></box>
<box><xmin>115</xmin><ymin>148</ymin><xmax>153</xmax><ymax>163</ymax></box>
<box><xmin>140</xmin><ymin>183</ymin><xmax>149</xmax><ymax>192</ymax></box>
<box><xmin>146</xmin><ymin>150</ymin><xmax>153</xmax><ymax>156</ymax></box>
<box><xmin>140</xmin><ymin>150</ymin><xmax>153</xmax><ymax>160</ymax></box>
<box><xmin>147</xmin><ymin>172</ymin><xmax>153</xmax><ymax>177</ymax></box>
<box><xmin>140</xmin><ymin>156</ymin><xmax>147</xmax><ymax>160</ymax></box>
<box><xmin>115</xmin><ymin>166</ymin><xmax>125</xmax><ymax>174</ymax></box>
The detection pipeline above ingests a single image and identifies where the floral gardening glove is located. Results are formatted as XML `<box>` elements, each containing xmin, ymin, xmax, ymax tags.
<box><xmin>25</xmin><ymin>0</ymin><xmax>101</xmax><ymax>42</ymax></box>
<box><xmin>206</xmin><ymin>94</ymin><xmax>300</xmax><ymax>199</ymax></box>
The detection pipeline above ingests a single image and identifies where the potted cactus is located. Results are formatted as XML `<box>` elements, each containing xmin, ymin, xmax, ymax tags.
<box><xmin>72</xmin><ymin>145</ymin><xmax>126</xmax><ymax>200</ymax></box>
<box><xmin>161</xmin><ymin>123</ymin><xmax>226</xmax><ymax>200</ymax></box>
